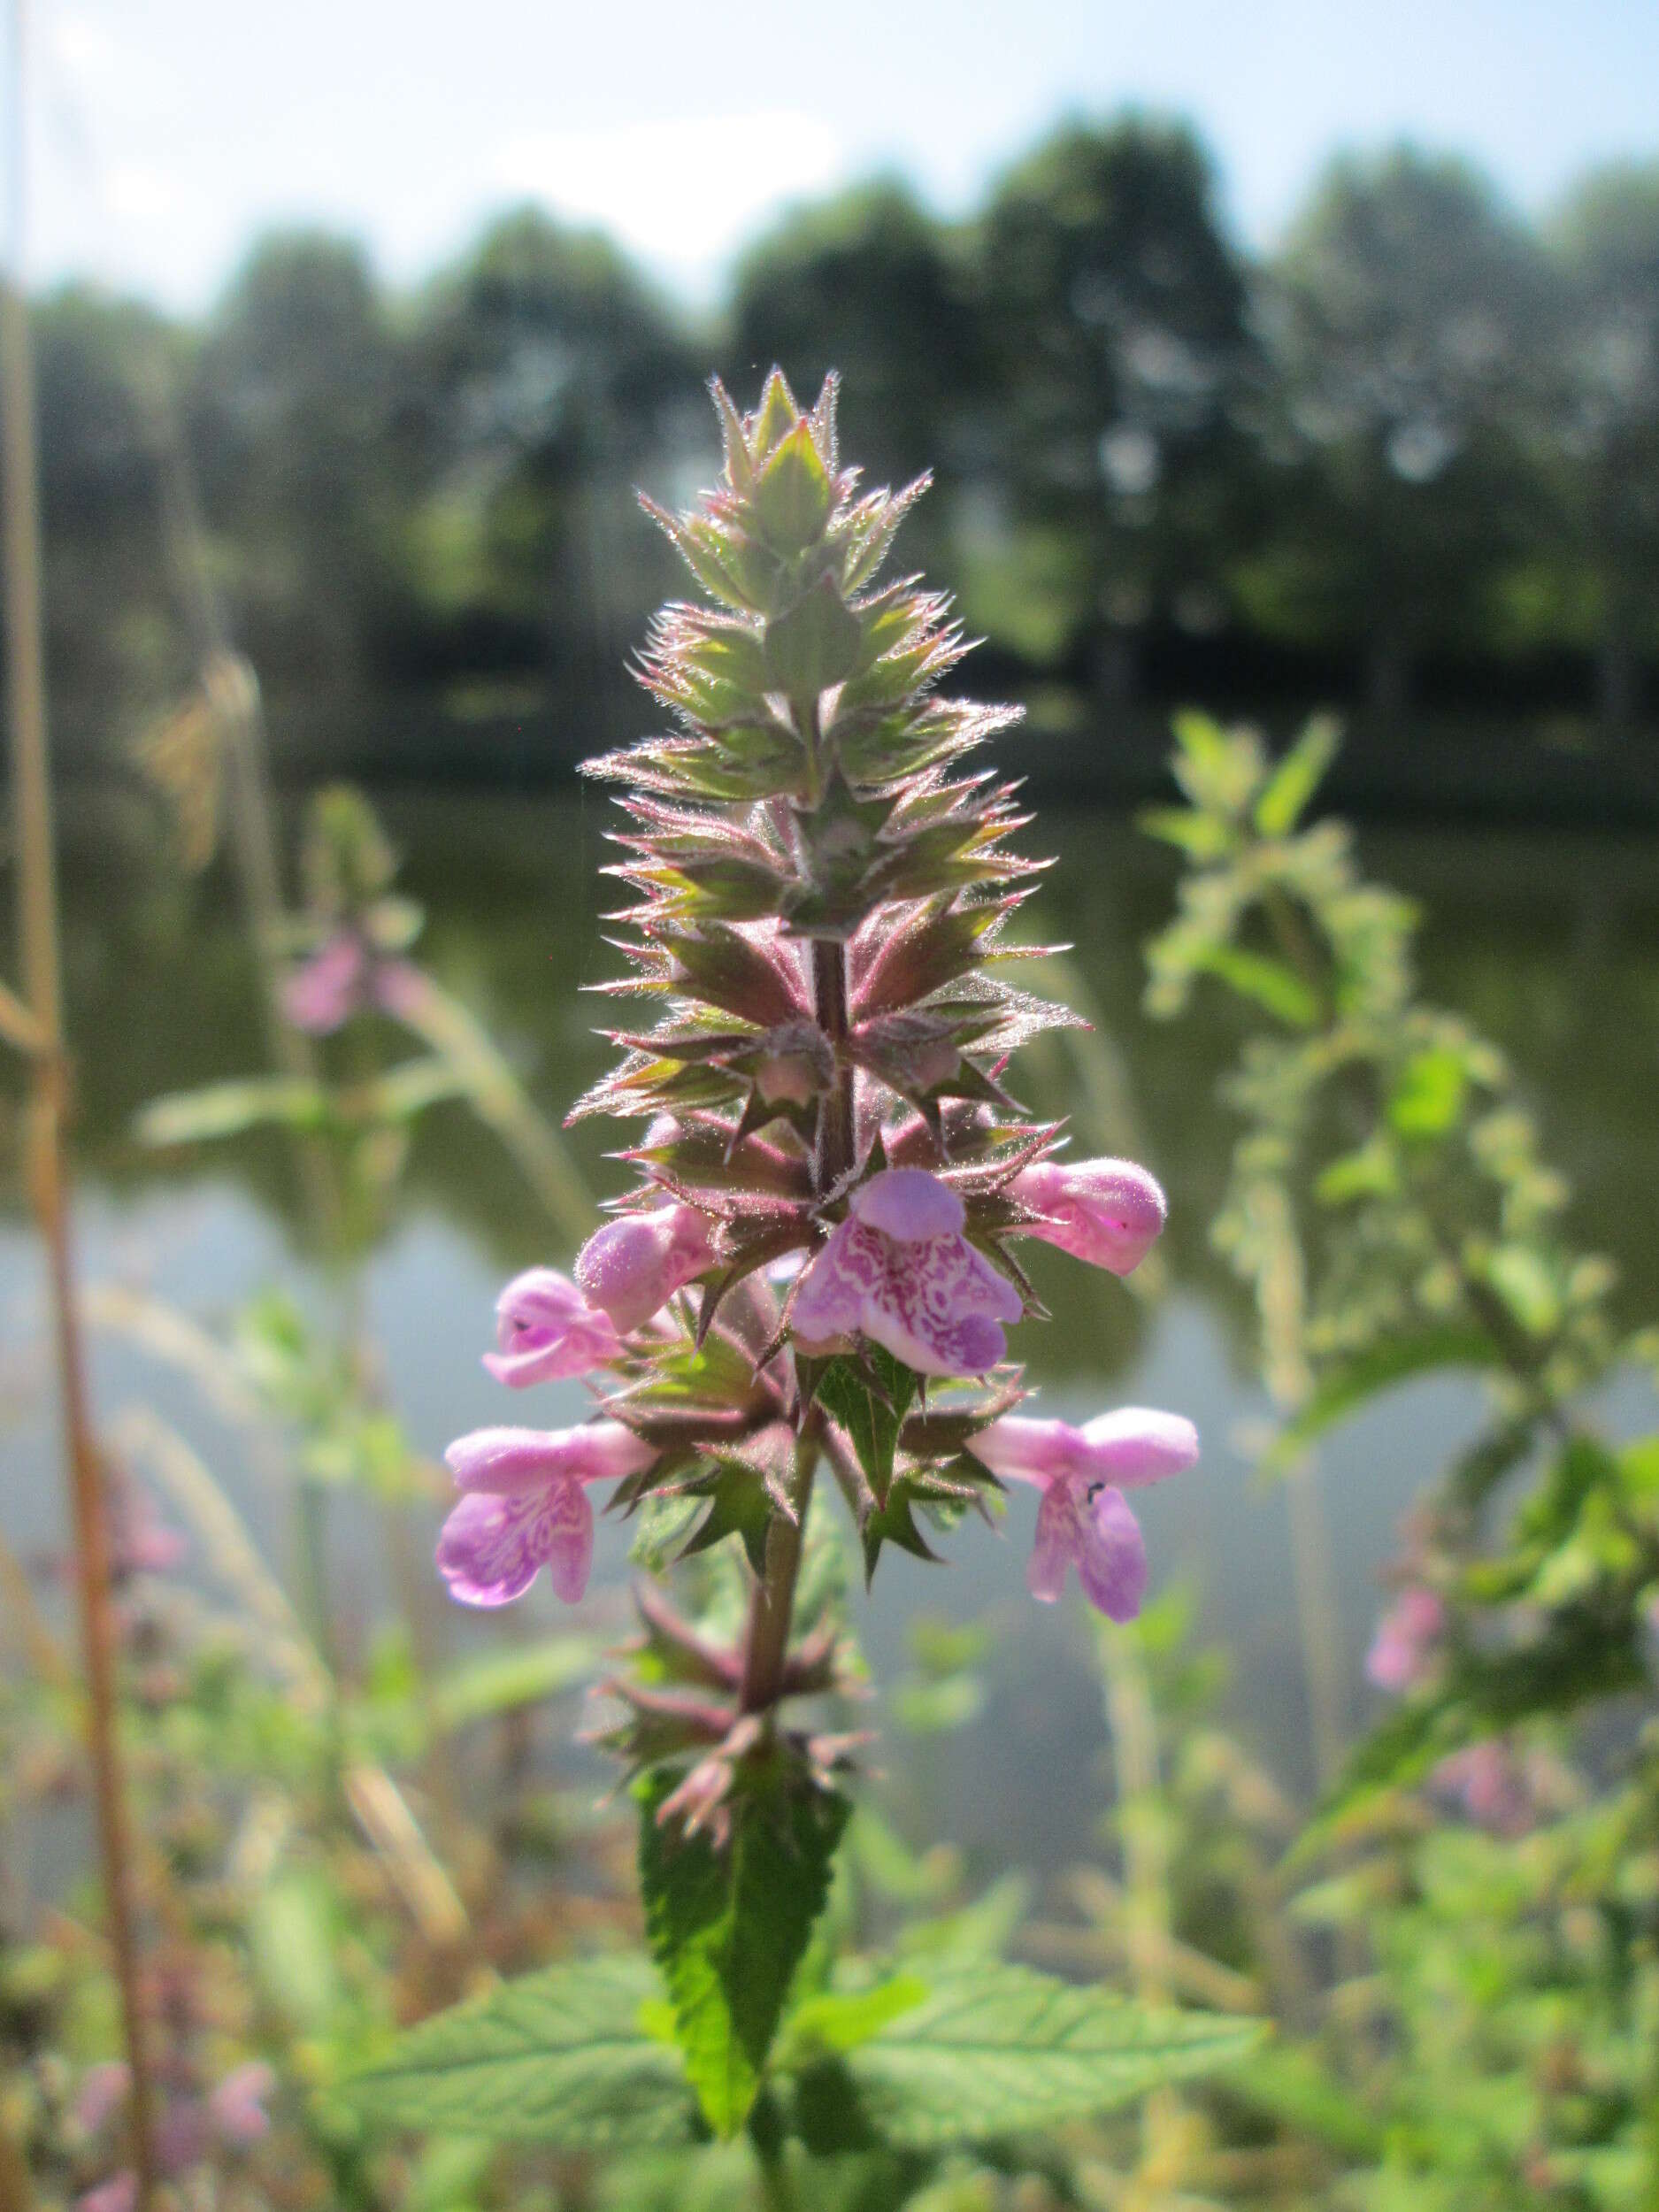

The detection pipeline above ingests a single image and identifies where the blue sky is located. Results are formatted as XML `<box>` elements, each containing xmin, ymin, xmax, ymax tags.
<box><xmin>13</xmin><ymin>0</ymin><xmax>1659</xmax><ymax>311</ymax></box>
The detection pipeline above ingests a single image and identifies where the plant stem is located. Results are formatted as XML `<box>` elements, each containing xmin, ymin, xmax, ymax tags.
<box><xmin>738</xmin><ymin>1423</ymin><xmax>821</xmax><ymax>1717</ymax></box>
<box><xmin>737</xmin><ymin>911</ymin><xmax>854</xmax><ymax>1717</ymax></box>
<box><xmin>2</xmin><ymin>14</ymin><xmax>157</xmax><ymax>2192</ymax></box>
<box><xmin>810</xmin><ymin>935</ymin><xmax>855</xmax><ymax>1188</ymax></box>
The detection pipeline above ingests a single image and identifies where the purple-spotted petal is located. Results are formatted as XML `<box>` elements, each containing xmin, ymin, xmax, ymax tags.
<box><xmin>482</xmin><ymin>1267</ymin><xmax>621</xmax><ymax>1386</ymax></box>
<box><xmin>1075</xmin><ymin>1486</ymin><xmax>1148</xmax><ymax>1622</ymax></box>
<box><xmin>436</xmin><ymin>1479</ymin><xmax>595</xmax><ymax>1608</ymax></box>
<box><xmin>1026</xmin><ymin>1485</ymin><xmax>1074</xmax><ymax>1602</ymax></box>
<box><xmin>872</xmin><ymin>1225</ymin><xmax>1018</xmax><ymax>1376</ymax></box>
<box><xmin>788</xmin><ymin>1219</ymin><xmax>869</xmax><ymax>1342</ymax></box>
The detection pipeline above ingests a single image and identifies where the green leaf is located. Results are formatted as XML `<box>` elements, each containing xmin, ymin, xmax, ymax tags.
<box><xmin>764</xmin><ymin>574</ymin><xmax>864</xmax><ymax>696</ymax></box>
<box><xmin>343</xmin><ymin>1954</ymin><xmax>695</xmax><ymax>2148</ymax></box>
<box><xmin>1194</xmin><ymin>945</ymin><xmax>1320</xmax><ymax>1027</ymax></box>
<box><xmin>639</xmin><ymin>1762</ymin><xmax>850</xmax><ymax>2138</ymax></box>
<box><xmin>817</xmin><ymin>1345</ymin><xmax>919</xmax><ymax>1508</ymax></box>
<box><xmin>1315</xmin><ymin>1137</ymin><xmax>1398</xmax><ymax>1205</ymax></box>
<box><xmin>1252</xmin><ymin>715</ymin><xmax>1340</xmax><ymax>837</ymax></box>
<box><xmin>1271</xmin><ymin>1327</ymin><xmax>1503</xmax><ymax>1465</ymax></box>
<box><xmin>780</xmin><ymin>1975</ymin><xmax>929</xmax><ymax>2061</ymax></box>
<box><xmin>1135</xmin><ymin>805</ymin><xmax>1235</xmax><ymax>860</ymax></box>
<box><xmin>753</xmin><ymin>421</ymin><xmax>833</xmax><ymax>554</ymax></box>
<box><xmin>431</xmin><ymin>1637</ymin><xmax>596</xmax><ymax>1730</ymax></box>
<box><xmin>135</xmin><ymin>1075</ymin><xmax>327</xmax><ymax>1146</ymax></box>
<box><xmin>791</xmin><ymin>1963</ymin><xmax>1260</xmax><ymax>2149</ymax></box>
<box><xmin>1482</xmin><ymin>1244</ymin><xmax>1562</xmax><ymax>1338</ymax></box>
<box><xmin>1306</xmin><ymin>1609</ymin><xmax>1647</xmax><ymax>1847</ymax></box>
<box><xmin>1387</xmin><ymin>1047</ymin><xmax>1469</xmax><ymax>1139</ymax></box>
<box><xmin>1222</xmin><ymin>2043</ymin><xmax>1381</xmax><ymax>2157</ymax></box>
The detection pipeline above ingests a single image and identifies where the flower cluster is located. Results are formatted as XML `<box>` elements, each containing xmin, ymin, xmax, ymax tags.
<box><xmin>434</xmin><ymin>373</ymin><xmax>1198</xmax><ymax>1762</ymax></box>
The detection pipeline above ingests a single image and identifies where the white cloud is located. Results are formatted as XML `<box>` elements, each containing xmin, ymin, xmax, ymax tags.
<box><xmin>492</xmin><ymin>111</ymin><xmax>844</xmax><ymax>275</ymax></box>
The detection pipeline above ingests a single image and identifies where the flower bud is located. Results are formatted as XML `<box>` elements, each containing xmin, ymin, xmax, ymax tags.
<box><xmin>1010</xmin><ymin>1156</ymin><xmax>1166</xmax><ymax>1275</ymax></box>
<box><xmin>575</xmin><ymin>1204</ymin><xmax>716</xmax><ymax>1333</ymax></box>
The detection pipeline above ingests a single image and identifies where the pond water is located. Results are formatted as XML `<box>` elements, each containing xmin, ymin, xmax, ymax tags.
<box><xmin>4</xmin><ymin>787</ymin><xmax>1657</xmax><ymax>1887</ymax></box>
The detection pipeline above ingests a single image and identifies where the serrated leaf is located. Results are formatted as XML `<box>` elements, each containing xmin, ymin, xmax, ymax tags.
<box><xmin>792</xmin><ymin>1963</ymin><xmax>1260</xmax><ymax>2149</ymax></box>
<box><xmin>342</xmin><ymin>1955</ymin><xmax>695</xmax><ymax>2148</ymax></box>
<box><xmin>817</xmin><ymin>1346</ymin><xmax>918</xmax><ymax>1509</ymax></box>
<box><xmin>640</xmin><ymin>1763</ymin><xmax>850</xmax><ymax>2138</ymax></box>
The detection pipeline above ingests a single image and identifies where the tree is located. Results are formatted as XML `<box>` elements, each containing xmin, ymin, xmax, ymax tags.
<box><xmin>188</xmin><ymin>234</ymin><xmax>407</xmax><ymax>688</ymax></box>
<box><xmin>972</xmin><ymin>118</ymin><xmax>1258</xmax><ymax>678</ymax></box>
<box><xmin>727</xmin><ymin>180</ymin><xmax>984</xmax><ymax>575</ymax></box>
<box><xmin>399</xmin><ymin>208</ymin><xmax>695</xmax><ymax>685</ymax></box>
<box><xmin>28</xmin><ymin>287</ymin><xmax>190</xmax><ymax>761</ymax></box>
<box><xmin>1544</xmin><ymin>164</ymin><xmax>1659</xmax><ymax>726</ymax></box>
<box><xmin>1243</xmin><ymin>150</ymin><xmax>1556</xmax><ymax>710</ymax></box>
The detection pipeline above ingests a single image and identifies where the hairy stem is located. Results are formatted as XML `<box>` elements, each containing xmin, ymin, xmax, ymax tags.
<box><xmin>738</xmin><ymin>1422</ymin><xmax>821</xmax><ymax>1717</ymax></box>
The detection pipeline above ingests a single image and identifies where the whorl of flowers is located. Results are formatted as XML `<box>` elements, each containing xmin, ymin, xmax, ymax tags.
<box><xmin>437</xmin><ymin>371</ymin><xmax>1197</xmax><ymax>1789</ymax></box>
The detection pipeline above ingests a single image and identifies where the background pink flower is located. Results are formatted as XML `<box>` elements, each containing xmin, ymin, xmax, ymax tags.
<box><xmin>1366</xmin><ymin>1586</ymin><xmax>1447</xmax><ymax>1691</ymax></box>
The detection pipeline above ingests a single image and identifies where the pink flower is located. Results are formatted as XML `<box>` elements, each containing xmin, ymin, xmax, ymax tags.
<box><xmin>209</xmin><ymin>2062</ymin><xmax>275</xmax><ymax>2147</ymax></box>
<box><xmin>280</xmin><ymin>933</ymin><xmax>421</xmax><ymax>1035</ymax></box>
<box><xmin>74</xmin><ymin>2062</ymin><xmax>130</xmax><ymax>2137</ymax></box>
<box><xmin>1010</xmin><ymin>1156</ymin><xmax>1166</xmax><ymax>1276</ymax></box>
<box><xmin>575</xmin><ymin>1204</ymin><xmax>716</xmax><ymax>1333</ymax></box>
<box><xmin>436</xmin><ymin>1422</ymin><xmax>655</xmax><ymax>1607</ymax></box>
<box><xmin>1365</xmin><ymin>1586</ymin><xmax>1446</xmax><ymax>1692</ymax></box>
<box><xmin>967</xmin><ymin>1408</ymin><xmax>1200</xmax><ymax>1620</ymax></box>
<box><xmin>78</xmin><ymin>2177</ymin><xmax>137</xmax><ymax>2212</ymax></box>
<box><xmin>1432</xmin><ymin>1740</ymin><xmax>1534</xmax><ymax>1837</ymax></box>
<box><xmin>789</xmin><ymin>1168</ymin><xmax>1023</xmax><ymax>1379</ymax></box>
<box><xmin>482</xmin><ymin>1268</ymin><xmax>621</xmax><ymax>1387</ymax></box>
<box><xmin>280</xmin><ymin>933</ymin><xmax>365</xmax><ymax>1033</ymax></box>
